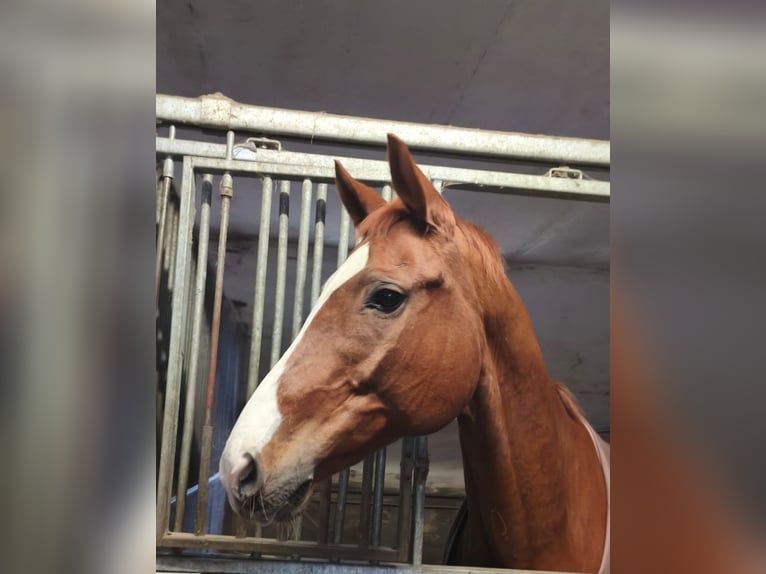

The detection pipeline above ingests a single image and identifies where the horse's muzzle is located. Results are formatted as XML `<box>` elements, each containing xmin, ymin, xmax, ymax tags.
<box><xmin>221</xmin><ymin>452</ymin><xmax>313</xmax><ymax>524</ymax></box>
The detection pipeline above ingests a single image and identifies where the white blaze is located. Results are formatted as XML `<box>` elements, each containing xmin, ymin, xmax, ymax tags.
<box><xmin>221</xmin><ymin>243</ymin><xmax>370</xmax><ymax>469</ymax></box>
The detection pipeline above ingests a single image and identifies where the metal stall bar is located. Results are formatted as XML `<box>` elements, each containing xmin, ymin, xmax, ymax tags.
<box><xmin>195</xmin><ymin>133</ymin><xmax>235</xmax><ymax>535</ymax></box>
<box><xmin>396</xmin><ymin>437</ymin><xmax>415</xmax><ymax>562</ymax></box>
<box><xmin>332</xmin><ymin>469</ymin><xmax>350</xmax><ymax>545</ymax></box>
<box><xmin>310</xmin><ymin>183</ymin><xmax>328</xmax><ymax>307</ymax></box>
<box><xmin>292</xmin><ymin>179</ymin><xmax>313</xmax><ymax>340</ymax></box>
<box><xmin>157</xmin><ymin>156</ymin><xmax>196</xmax><ymax>540</ymax></box>
<box><xmin>240</xmin><ymin>175</ymin><xmax>274</xmax><ymax>541</ymax></box>
<box><xmin>166</xmin><ymin>196</ymin><xmax>180</xmax><ymax>292</ymax></box>
<box><xmin>270</xmin><ymin>180</ymin><xmax>291</xmax><ymax>370</ymax></box>
<box><xmin>337</xmin><ymin>208</ymin><xmax>351</xmax><ymax>263</ymax></box>
<box><xmin>289</xmin><ymin>178</ymin><xmax>313</xmax><ymax>543</ymax></box>
<box><xmin>411</xmin><ymin>436</ymin><xmax>430</xmax><ymax>566</ymax></box>
<box><xmin>157</xmin><ymin>93</ymin><xmax>610</xmax><ymax>166</ymax></box>
<box><xmin>358</xmin><ymin>454</ymin><xmax>375</xmax><ymax>546</ymax></box>
<box><xmin>246</xmin><ymin>177</ymin><xmax>274</xmax><ymax>398</ymax></box>
<box><xmin>332</xmin><ymin>201</ymin><xmax>353</xmax><ymax>545</ymax></box>
<box><xmin>310</xmin><ymin>182</ymin><xmax>333</xmax><ymax>546</ymax></box>
<box><xmin>156</xmin><ymin>151</ymin><xmax>175</xmax><ymax>300</ymax></box>
<box><xmin>371</xmin><ymin>447</ymin><xmax>387</xmax><ymax>547</ymax></box>
<box><xmin>173</xmin><ymin>173</ymin><xmax>213</xmax><ymax>532</ymax></box>
<box><xmin>154</xmin><ymin>142</ymin><xmax>610</xmax><ymax>201</ymax></box>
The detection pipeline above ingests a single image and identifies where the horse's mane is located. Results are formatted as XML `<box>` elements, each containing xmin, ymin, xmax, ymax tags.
<box><xmin>454</xmin><ymin>218</ymin><xmax>508</xmax><ymax>287</ymax></box>
<box><xmin>554</xmin><ymin>381</ymin><xmax>589</xmax><ymax>422</ymax></box>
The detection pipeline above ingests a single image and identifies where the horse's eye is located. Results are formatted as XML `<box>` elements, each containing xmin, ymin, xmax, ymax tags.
<box><xmin>367</xmin><ymin>288</ymin><xmax>406</xmax><ymax>313</ymax></box>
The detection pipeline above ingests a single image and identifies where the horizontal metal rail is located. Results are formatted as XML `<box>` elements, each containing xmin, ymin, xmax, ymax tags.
<box><xmin>159</xmin><ymin>532</ymin><xmax>400</xmax><ymax>563</ymax></box>
<box><xmin>156</xmin><ymin>140</ymin><xmax>609</xmax><ymax>201</ymax></box>
<box><xmin>156</xmin><ymin>93</ymin><xmax>609</xmax><ymax>166</ymax></box>
<box><xmin>157</xmin><ymin>554</ymin><xmax>579</xmax><ymax>574</ymax></box>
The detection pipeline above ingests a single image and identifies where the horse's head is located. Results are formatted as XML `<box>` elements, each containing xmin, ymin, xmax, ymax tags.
<box><xmin>220</xmin><ymin>135</ymin><xmax>489</xmax><ymax>523</ymax></box>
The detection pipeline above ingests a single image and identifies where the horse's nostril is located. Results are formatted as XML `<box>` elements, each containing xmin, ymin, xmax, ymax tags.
<box><xmin>235</xmin><ymin>453</ymin><xmax>260</xmax><ymax>498</ymax></box>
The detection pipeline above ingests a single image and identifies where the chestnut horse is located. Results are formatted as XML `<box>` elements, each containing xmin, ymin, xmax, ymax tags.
<box><xmin>220</xmin><ymin>135</ymin><xmax>610</xmax><ymax>573</ymax></box>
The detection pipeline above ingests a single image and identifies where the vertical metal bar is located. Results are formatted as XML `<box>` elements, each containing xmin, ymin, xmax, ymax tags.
<box><xmin>332</xmin><ymin>468</ymin><xmax>350</xmax><ymax>544</ymax></box>
<box><xmin>411</xmin><ymin>436</ymin><xmax>429</xmax><ymax>565</ymax></box>
<box><xmin>332</xmin><ymin>202</ymin><xmax>353</xmax><ymax>539</ymax></box>
<box><xmin>381</xmin><ymin>184</ymin><xmax>392</xmax><ymax>202</ymax></box>
<box><xmin>310</xmin><ymin>183</ymin><xmax>327</xmax><ymax>306</ymax></box>
<box><xmin>196</xmin><ymin>133</ymin><xmax>235</xmax><ymax>534</ymax></box>
<box><xmin>270</xmin><ymin>180</ymin><xmax>290</xmax><ymax>368</ymax></box>
<box><xmin>246</xmin><ymin>176</ymin><xmax>274</xmax><ymax>399</ymax></box>
<box><xmin>156</xmin><ymin>164</ymin><xmax>163</xmax><ymax>224</ymax></box>
<box><xmin>337</xmin><ymin>206</ymin><xmax>351</xmax><ymax>266</ymax></box>
<box><xmin>371</xmin><ymin>447</ymin><xmax>387</xmax><ymax>547</ymax></box>
<box><xmin>311</xmin><ymin>183</ymin><xmax>332</xmax><ymax>545</ymax></box>
<box><xmin>243</xmin><ymin>174</ymin><xmax>273</xmax><ymax>541</ymax></box>
<box><xmin>155</xmin><ymin>157</ymin><xmax>174</xmax><ymax>300</ymax></box>
<box><xmin>156</xmin><ymin>156</ymin><xmax>195</xmax><ymax>541</ymax></box>
<box><xmin>317</xmin><ymin>476</ymin><xmax>333</xmax><ymax>545</ymax></box>
<box><xmin>396</xmin><ymin>437</ymin><xmax>415</xmax><ymax>561</ymax></box>
<box><xmin>166</xmin><ymin>197</ymin><xmax>180</xmax><ymax>292</ymax></box>
<box><xmin>358</xmin><ymin>455</ymin><xmax>375</xmax><ymax>546</ymax></box>
<box><xmin>172</xmin><ymin>174</ymin><xmax>213</xmax><ymax>532</ymax></box>
<box><xmin>155</xmin><ymin>125</ymin><xmax>176</xmax><ymax>298</ymax></box>
<box><xmin>291</xmin><ymin>179</ymin><xmax>313</xmax><ymax>339</ymax></box>
<box><xmin>286</xmin><ymin>181</ymin><xmax>312</xmax><ymax>542</ymax></box>
<box><xmin>162</xmin><ymin>197</ymin><xmax>173</xmax><ymax>276</ymax></box>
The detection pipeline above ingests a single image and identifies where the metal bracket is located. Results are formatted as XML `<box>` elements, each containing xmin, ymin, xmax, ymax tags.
<box><xmin>544</xmin><ymin>166</ymin><xmax>584</xmax><ymax>180</ymax></box>
<box><xmin>233</xmin><ymin>136</ymin><xmax>283</xmax><ymax>161</ymax></box>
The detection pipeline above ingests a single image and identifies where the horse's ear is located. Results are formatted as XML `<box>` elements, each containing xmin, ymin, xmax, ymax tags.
<box><xmin>335</xmin><ymin>160</ymin><xmax>387</xmax><ymax>227</ymax></box>
<box><xmin>387</xmin><ymin>133</ymin><xmax>455</xmax><ymax>235</ymax></box>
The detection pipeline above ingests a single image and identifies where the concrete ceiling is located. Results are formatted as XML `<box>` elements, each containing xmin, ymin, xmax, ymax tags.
<box><xmin>158</xmin><ymin>0</ymin><xmax>610</xmax><ymax>268</ymax></box>
<box><xmin>157</xmin><ymin>0</ymin><xmax>611</xmax><ymax>484</ymax></box>
<box><xmin>158</xmin><ymin>0</ymin><xmax>609</xmax><ymax>139</ymax></box>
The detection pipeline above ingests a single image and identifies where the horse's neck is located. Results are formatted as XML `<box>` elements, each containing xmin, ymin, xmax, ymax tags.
<box><xmin>456</xmin><ymin>281</ymin><xmax>605</xmax><ymax>570</ymax></box>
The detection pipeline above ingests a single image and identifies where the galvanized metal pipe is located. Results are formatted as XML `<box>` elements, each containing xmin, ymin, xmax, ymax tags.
<box><xmin>291</xmin><ymin>179</ymin><xmax>312</xmax><ymax>339</ymax></box>
<box><xmin>332</xmin><ymin>468</ymin><xmax>350</xmax><ymax>545</ymax></box>
<box><xmin>330</xmin><ymin>204</ymin><xmax>353</xmax><ymax>547</ymax></box>
<box><xmin>156</xmin><ymin>157</ymin><xmax>196</xmax><ymax>540</ymax></box>
<box><xmin>156</xmin><ymin>93</ymin><xmax>610</xmax><ymax>165</ymax></box>
<box><xmin>246</xmin><ymin>177</ymin><xmax>274</xmax><ymax>399</ymax></box>
<box><xmin>371</xmin><ymin>447</ymin><xmax>387</xmax><ymax>547</ymax></box>
<box><xmin>157</xmin><ymin>140</ymin><xmax>611</xmax><ymax>201</ymax></box>
<box><xmin>159</xmin><ymin>532</ymin><xmax>400</xmax><ymax>563</ymax></box>
<box><xmin>396</xmin><ymin>437</ymin><xmax>415</xmax><ymax>561</ymax></box>
<box><xmin>358</xmin><ymin>455</ymin><xmax>375</xmax><ymax>546</ymax></box>
<box><xmin>411</xmin><ymin>436</ymin><xmax>429</xmax><ymax>566</ymax></box>
<box><xmin>173</xmin><ymin>174</ymin><xmax>213</xmax><ymax>532</ymax></box>
<box><xmin>155</xmin><ymin>157</ymin><xmax>174</xmax><ymax>300</ymax></box>
<box><xmin>337</xmin><ymin>206</ymin><xmax>351</xmax><ymax>265</ymax></box>
<box><xmin>310</xmin><ymin>183</ymin><xmax>327</xmax><ymax>305</ymax></box>
<box><xmin>166</xmin><ymin>198</ymin><xmax>179</xmax><ymax>291</ymax></box>
<box><xmin>156</xmin><ymin>164</ymin><xmax>162</xmax><ymax>224</ymax></box>
<box><xmin>196</xmin><ymin>164</ymin><xmax>234</xmax><ymax>535</ymax></box>
<box><xmin>270</xmin><ymin>180</ymin><xmax>290</xmax><ymax>368</ymax></box>
<box><xmin>310</xmin><ymin>182</ymin><xmax>332</xmax><ymax>546</ymax></box>
<box><xmin>316</xmin><ymin>477</ymin><xmax>333</xmax><ymax>545</ymax></box>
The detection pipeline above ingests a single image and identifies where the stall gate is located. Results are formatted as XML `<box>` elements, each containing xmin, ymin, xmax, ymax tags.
<box><xmin>155</xmin><ymin>93</ymin><xmax>610</xmax><ymax>573</ymax></box>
